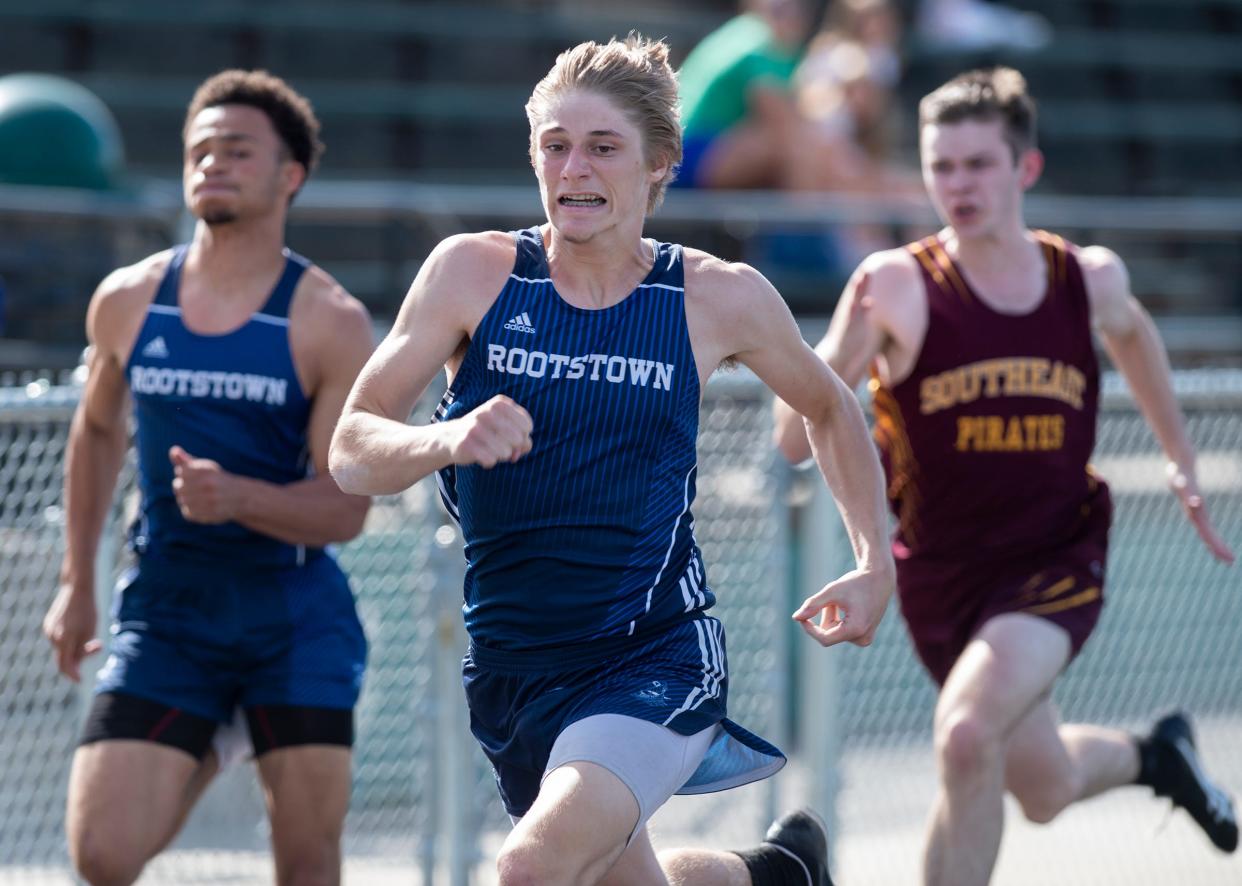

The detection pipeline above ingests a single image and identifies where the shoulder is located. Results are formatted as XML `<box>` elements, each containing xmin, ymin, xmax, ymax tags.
<box><xmin>88</xmin><ymin>249</ymin><xmax>174</xmax><ymax>350</ymax></box>
<box><xmin>91</xmin><ymin>249</ymin><xmax>171</xmax><ymax>314</ymax></box>
<box><xmin>851</xmin><ymin>246</ymin><xmax>924</xmax><ymax>320</ymax></box>
<box><xmin>290</xmin><ymin>262</ymin><xmax>372</xmax><ymax>341</ymax></box>
<box><xmin>861</xmin><ymin>245</ymin><xmax>923</xmax><ymax>291</ymax></box>
<box><xmin>1075</xmin><ymin>244</ymin><xmax>1130</xmax><ymax>296</ymax></box>
<box><xmin>683</xmin><ymin>247</ymin><xmax>780</xmax><ymax>312</ymax></box>
<box><xmin>423</xmin><ymin>230</ymin><xmax>515</xmax><ymax>291</ymax></box>
<box><xmin>1074</xmin><ymin>244</ymin><xmax>1135</xmax><ymax>332</ymax></box>
<box><xmin>681</xmin><ymin>249</ymin><xmax>797</xmax><ymax>362</ymax></box>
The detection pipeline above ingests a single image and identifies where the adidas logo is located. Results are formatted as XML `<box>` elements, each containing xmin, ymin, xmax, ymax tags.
<box><xmin>503</xmin><ymin>312</ymin><xmax>536</xmax><ymax>334</ymax></box>
<box><xmin>141</xmin><ymin>336</ymin><xmax>169</xmax><ymax>359</ymax></box>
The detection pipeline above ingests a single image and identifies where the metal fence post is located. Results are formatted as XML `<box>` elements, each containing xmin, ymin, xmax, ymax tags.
<box><xmin>796</xmin><ymin>475</ymin><xmax>847</xmax><ymax>855</ymax></box>
<box><xmin>432</xmin><ymin>520</ymin><xmax>473</xmax><ymax>886</ymax></box>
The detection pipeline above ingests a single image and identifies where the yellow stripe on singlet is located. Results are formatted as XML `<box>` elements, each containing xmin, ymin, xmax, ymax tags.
<box><xmin>871</xmin><ymin>377</ymin><xmax>923</xmax><ymax>545</ymax></box>
<box><xmin>927</xmin><ymin>239</ymin><xmax>974</xmax><ymax>305</ymax></box>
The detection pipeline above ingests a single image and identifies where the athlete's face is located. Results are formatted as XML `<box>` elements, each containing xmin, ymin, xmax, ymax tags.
<box><xmin>182</xmin><ymin>104</ymin><xmax>304</xmax><ymax>226</ymax></box>
<box><xmin>531</xmin><ymin>90</ymin><xmax>668</xmax><ymax>245</ymax></box>
<box><xmin>920</xmin><ymin>118</ymin><xmax>1042</xmax><ymax>237</ymax></box>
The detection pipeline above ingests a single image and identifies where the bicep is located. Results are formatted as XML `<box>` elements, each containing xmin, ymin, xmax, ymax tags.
<box><xmin>79</xmin><ymin>284</ymin><xmax>136</xmax><ymax>434</ymax></box>
<box><xmin>78</xmin><ymin>347</ymin><xmax>131</xmax><ymax>434</ymax></box>
<box><xmin>735</xmin><ymin>286</ymin><xmax>847</xmax><ymax>420</ymax></box>
<box><xmin>818</xmin><ymin>270</ymin><xmax>887</xmax><ymax>389</ymax></box>
<box><xmin>344</xmin><ymin>277</ymin><xmax>467</xmax><ymax>426</ymax></box>
<box><xmin>1084</xmin><ymin>247</ymin><xmax>1141</xmax><ymax>341</ymax></box>
<box><xmin>306</xmin><ymin>307</ymin><xmax>375</xmax><ymax>473</ymax></box>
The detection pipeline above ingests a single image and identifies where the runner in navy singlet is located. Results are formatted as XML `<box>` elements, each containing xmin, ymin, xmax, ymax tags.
<box><xmin>42</xmin><ymin>71</ymin><xmax>373</xmax><ymax>886</ymax></box>
<box><xmin>331</xmin><ymin>35</ymin><xmax>894</xmax><ymax>886</ymax></box>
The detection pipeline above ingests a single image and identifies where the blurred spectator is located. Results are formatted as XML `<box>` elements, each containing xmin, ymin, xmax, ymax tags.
<box><xmin>795</xmin><ymin>0</ymin><xmax>912</xmax><ymax>194</ymax></box>
<box><xmin>677</xmin><ymin>0</ymin><xmax>830</xmax><ymax>189</ymax></box>
<box><xmin>916</xmin><ymin>0</ymin><xmax>1052</xmax><ymax>52</ymax></box>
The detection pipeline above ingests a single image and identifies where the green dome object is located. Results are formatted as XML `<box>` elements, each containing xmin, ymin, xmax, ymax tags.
<box><xmin>0</xmin><ymin>74</ymin><xmax>124</xmax><ymax>190</ymax></box>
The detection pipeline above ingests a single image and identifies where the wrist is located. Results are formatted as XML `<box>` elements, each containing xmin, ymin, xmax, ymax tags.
<box><xmin>58</xmin><ymin>571</ymin><xmax>96</xmax><ymax>597</ymax></box>
<box><xmin>229</xmin><ymin>474</ymin><xmax>265</xmax><ymax>521</ymax></box>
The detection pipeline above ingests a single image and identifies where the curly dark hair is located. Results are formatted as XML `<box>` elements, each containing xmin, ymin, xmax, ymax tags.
<box><xmin>184</xmin><ymin>69</ymin><xmax>324</xmax><ymax>176</ymax></box>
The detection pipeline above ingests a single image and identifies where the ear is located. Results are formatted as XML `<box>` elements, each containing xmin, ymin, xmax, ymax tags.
<box><xmin>647</xmin><ymin>152</ymin><xmax>671</xmax><ymax>186</ymax></box>
<box><xmin>283</xmin><ymin>159</ymin><xmax>307</xmax><ymax>197</ymax></box>
<box><xmin>1018</xmin><ymin>148</ymin><xmax>1044</xmax><ymax>191</ymax></box>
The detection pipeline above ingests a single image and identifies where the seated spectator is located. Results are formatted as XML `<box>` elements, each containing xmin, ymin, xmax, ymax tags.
<box><xmin>677</xmin><ymin>0</ymin><xmax>831</xmax><ymax>189</ymax></box>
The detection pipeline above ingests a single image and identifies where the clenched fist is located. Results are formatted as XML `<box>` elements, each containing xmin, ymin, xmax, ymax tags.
<box><xmin>448</xmin><ymin>395</ymin><xmax>533</xmax><ymax>468</ymax></box>
<box><xmin>170</xmin><ymin>445</ymin><xmax>240</xmax><ymax>523</ymax></box>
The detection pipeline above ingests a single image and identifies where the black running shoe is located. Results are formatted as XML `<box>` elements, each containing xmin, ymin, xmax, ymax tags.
<box><xmin>762</xmin><ymin>807</ymin><xmax>834</xmax><ymax>886</ymax></box>
<box><xmin>1147</xmin><ymin>712</ymin><xmax>1238</xmax><ymax>853</ymax></box>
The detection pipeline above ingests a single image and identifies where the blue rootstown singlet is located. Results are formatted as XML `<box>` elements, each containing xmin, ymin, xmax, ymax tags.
<box><xmin>436</xmin><ymin>228</ymin><xmax>711</xmax><ymax>655</ymax></box>
<box><xmin>125</xmin><ymin>244</ymin><xmax>315</xmax><ymax>568</ymax></box>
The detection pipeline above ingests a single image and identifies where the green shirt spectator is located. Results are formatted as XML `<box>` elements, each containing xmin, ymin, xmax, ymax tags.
<box><xmin>673</xmin><ymin>0</ymin><xmax>813</xmax><ymax>189</ymax></box>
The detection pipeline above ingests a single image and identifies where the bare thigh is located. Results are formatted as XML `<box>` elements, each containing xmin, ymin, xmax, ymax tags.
<box><xmin>936</xmin><ymin>613</ymin><xmax>1072</xmax><ymax>740</ymax></box>
<box><xmin>597</xmin><ymin>826</ymin><xmax>669</xmax><ymax>886</ymax></box>
<box><xmin>68</xmin><ymin>741</ymin><xmax>215</xmax><ymax>874</ymax></box>
<box><xmin>256</xmin><ymin>745</ymin><xmax>352</xmax><ymax>886</ymax></box>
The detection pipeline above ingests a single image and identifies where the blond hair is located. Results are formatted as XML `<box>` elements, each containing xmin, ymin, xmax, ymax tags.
<box><xmin>526</xmin><ymin>33</ymin><xmax>682</xmax><ymax>213</ymax></box>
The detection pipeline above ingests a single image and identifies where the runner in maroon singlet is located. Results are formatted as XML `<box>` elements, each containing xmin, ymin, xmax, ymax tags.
<box><xmin>775</xmin><ymin>66</ymin><xmax>1236</xmax><ymax>886</ymax></box>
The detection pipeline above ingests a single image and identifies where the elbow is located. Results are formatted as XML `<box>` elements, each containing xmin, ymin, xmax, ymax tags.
<box><xmin>328</xmin><ymin>456</ymin><xmax>369</xmax><ymax>497</ymax></box>
<box><xmin>327</xmin><ymin>425</ymin><xmax>366</xmax><ymax>496</ymax></box>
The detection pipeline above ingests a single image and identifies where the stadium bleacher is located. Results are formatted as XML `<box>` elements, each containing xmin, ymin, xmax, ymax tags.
<box><xmin>0</xmin><ymin>0</ymin><xmax>1239</xmax><ymax>354</ymax></box>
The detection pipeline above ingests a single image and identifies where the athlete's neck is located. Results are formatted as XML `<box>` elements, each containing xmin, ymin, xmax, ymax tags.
<box><xmin>943</xmin><ymin>220</ymin><xmax>1036</xmax><ymax>274</ymax></box>
<box><xmin>186</xmin><ymin>218</ymin><xmax>288</xmax><ymax>302</ymax></box>
<box><xmin>543</xmin><ymin>223</ymin><xmax>654</xmax><ymax>309</ymax></box>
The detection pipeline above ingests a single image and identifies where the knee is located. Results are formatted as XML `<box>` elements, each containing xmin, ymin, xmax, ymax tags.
<box><xmin>72</xmin><ymin>831</ymin><xmax>144</xmax><ymax>886</ymax></box>
<box><xmin>275</xmin><ymin>842</ymin><xmax>339</xmax><ymax>886</ymax></box>
<box><xmin>497</xmin><ymin>844</ymin><xmax>563</xmax><ymax>886</ymax></box>
<box><xmin>280</xmin><ymin>863</ymin><xmax>337</xmax><ymax>886</ymax></box>
<box><xmin>1012</xmin><ymin>772</ymin><xmax>1081</xmax><ymax>825</ymax></box>
<box><xmin>936</xmin><ymin>712</ymin><xmax>1001</xmax><ymax>781</ymax></box>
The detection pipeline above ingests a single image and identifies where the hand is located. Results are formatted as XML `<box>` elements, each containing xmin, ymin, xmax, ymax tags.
<box><xmin>793</xmin><ymin>565</ymin><xmax>893</xmax><ymax>648</ymax></box>
<box><xmin>449</xmin><ymin>395</ymin><xmax>533</xmax><ymax>468</ymax></box>
<box><xmin>43</xmin><ymin>583</ymin><xmax>102</xmax><ymax>682</ymax></box>
<box><xmin>170</xmin><ymin>445</ymin><xmax>240</xmax><ymax>524</ymax></box>
<box><xmin>1166</xmin><ymin>462</ymin><xmax>1235</xmax><ymax>565</ymax></box>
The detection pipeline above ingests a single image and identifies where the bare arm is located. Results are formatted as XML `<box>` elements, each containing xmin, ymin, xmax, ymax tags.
<box><xmin>1085</xmin><ymin>246</ymin><xmax>1234</xmax><ymax>564</ymax></box>
<box><xmin>168</xmin><ymin>277</ymin><xmax>375</xmax><ymax>545</ymax></box>
<box><xmin>329</xmin><ymin>233</ymin><xmax>532</xmax><ymax>496</ymax></box>
<box><xmin>774</xmin><ymin>252</ymin><xmax>920</xmax><ymax>464</ymax></box>
<box><xmin>45</xmin><ymin>276</ymin><xmax>138</xmax><ymax>680</ymax></box>
<box><xmin>718</xmin><ymin>261</ymin><xmax>895</xmax><ymax>647</ymax></box>
<box><xmin>773</xmin><ymin>267</ymin><xmax>889</xmax><ymax>462</ymax></box>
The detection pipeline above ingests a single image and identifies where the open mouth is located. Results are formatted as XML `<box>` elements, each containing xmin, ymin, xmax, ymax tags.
<box><xmin>559</xmin><ymin>194</ymin><xmax>606</xmax><ymax>207</ymax></box>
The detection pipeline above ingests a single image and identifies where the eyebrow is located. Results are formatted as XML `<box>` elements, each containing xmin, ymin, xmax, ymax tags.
<box><xmin>541</xmin><ymin>127</ymin><xmax>626</xmax><ymax>139</ymax></box>
<box><xmin>187</xmin><ymin>132</ymin><xmax>259</xmax><ymax>152</ymax></box>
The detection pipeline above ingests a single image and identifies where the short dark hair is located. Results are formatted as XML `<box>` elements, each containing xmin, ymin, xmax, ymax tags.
<box><xmin>183</xmin><ymin>70</ymin><xmax>324</xmax><ymax>176</ymax></box>
<box><xmin>919</xmin><ymin>66</ymin><xmax>1036</xmax><ymax>159</ymax></box>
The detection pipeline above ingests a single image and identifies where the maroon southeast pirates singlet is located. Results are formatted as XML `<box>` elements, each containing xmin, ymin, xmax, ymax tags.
<box><xmin>872</xmin><ymin>230</ymin><xmax>1112</xmax><ymax>683</ymax></box>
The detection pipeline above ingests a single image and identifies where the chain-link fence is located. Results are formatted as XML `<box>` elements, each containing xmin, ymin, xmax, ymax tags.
<box><xmin>0</xmin><ymin>372</ymin><xmax>792</xmax><ymax>885</ymax></box>
<box><xmin>2</xmin><ymin>371</ymin><xmax>1240</xmax><ymax>884</ymax></box>
<box><xmin>818</xmin><ymin>370</ymin><xmax>1242</xmax><ymax>886</ymax></box>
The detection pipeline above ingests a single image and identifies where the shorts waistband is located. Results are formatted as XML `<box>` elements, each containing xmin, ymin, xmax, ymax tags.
<box><xmin>467</xmin><ymin>614</ymin><xmax>700</xmax><ymax>674</ymax></box>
